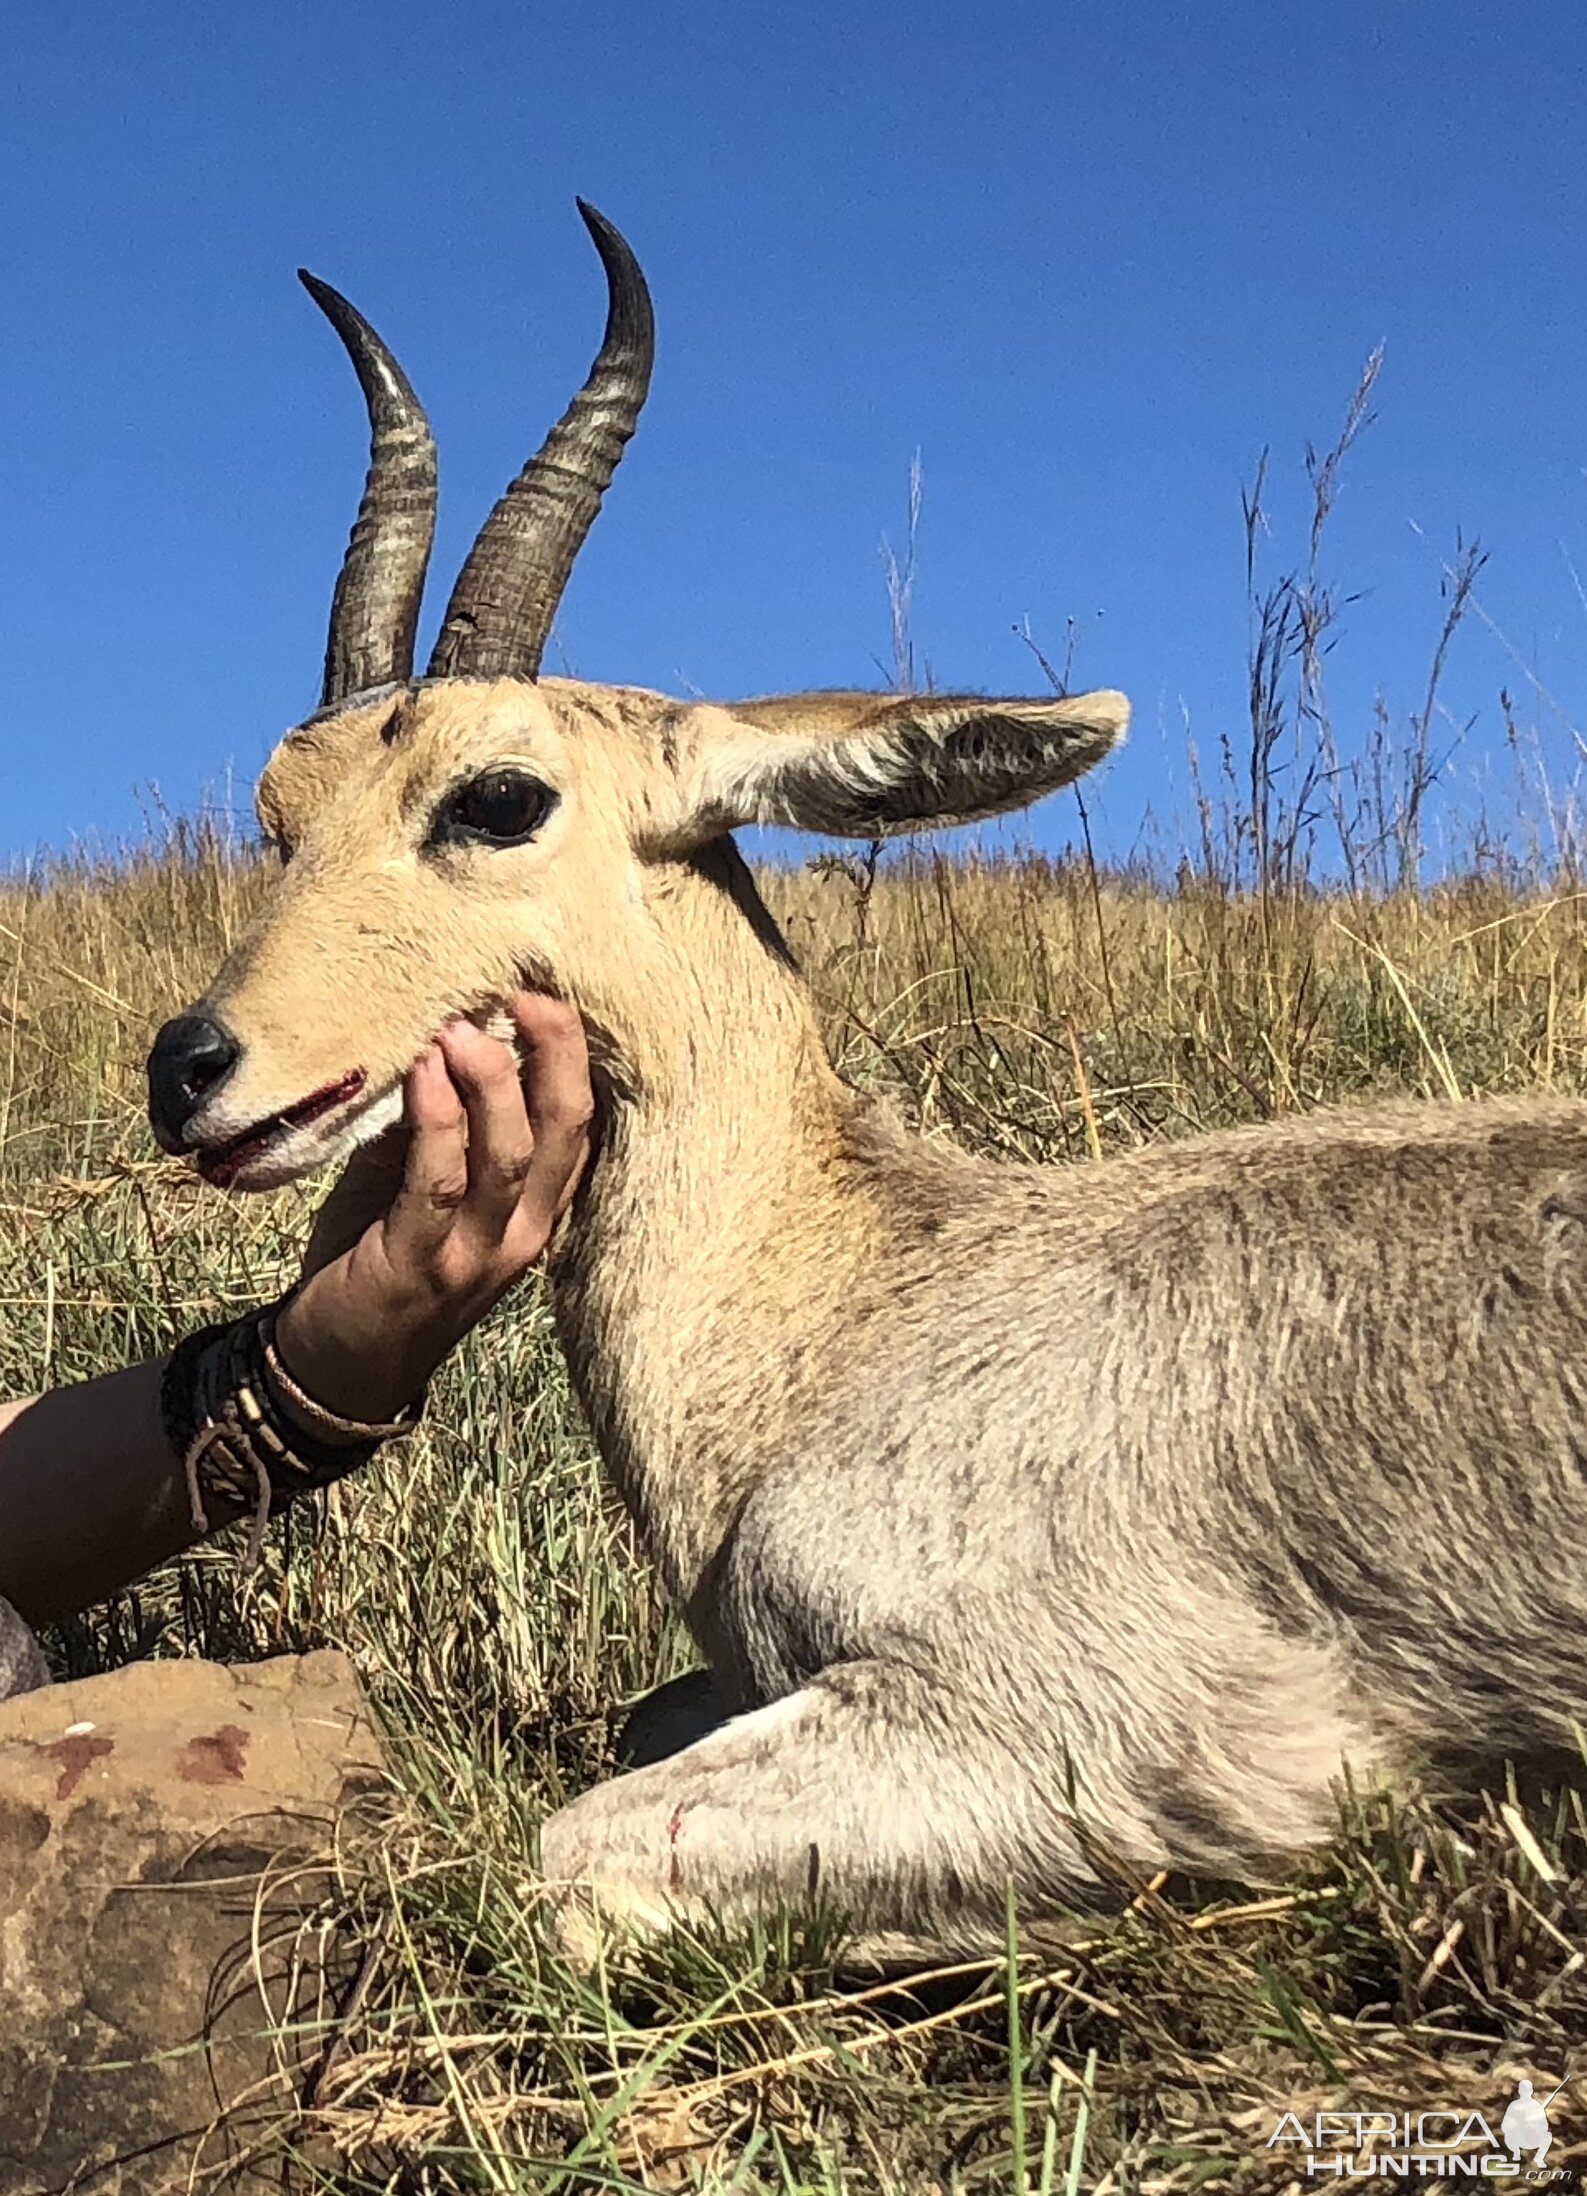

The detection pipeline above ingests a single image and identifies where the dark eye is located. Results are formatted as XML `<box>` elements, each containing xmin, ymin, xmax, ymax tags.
<box><xmin>436</xmin><ymin>770</ymin><xmax>557</xmax><ymax>847</ymax></box>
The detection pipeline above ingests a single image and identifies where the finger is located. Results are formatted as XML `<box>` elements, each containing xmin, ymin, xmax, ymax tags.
<box><xmin>503</xmin><ymin>993</ymin><xmax>594</xmax><ymax>1247</ymax></box>
<box><xmin>434</xmin><ymin>1017</ymin><xmax>538</xmax><ymax>1240</ymax></box>
<box><xmin>382</xmin><ymin>1044</ymin><xmax>470</xmax><ymax>1271</ymax></box>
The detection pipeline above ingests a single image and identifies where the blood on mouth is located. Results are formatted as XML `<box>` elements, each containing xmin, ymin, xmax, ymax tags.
<box><xmin>195</xmin><ymin>1068</ymin><xmax>368</xmax><ymax>1186</ymax></box>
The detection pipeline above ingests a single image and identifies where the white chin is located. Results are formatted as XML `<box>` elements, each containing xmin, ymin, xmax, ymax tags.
<box><xmin>223</xmin><ymin>1084</ymin><xmax>406</xmax><ymax>1192</ymax></box>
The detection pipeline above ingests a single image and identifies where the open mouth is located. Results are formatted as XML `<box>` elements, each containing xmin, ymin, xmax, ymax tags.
<box><xmin>193</xmin><ymin>1069</ymin><xmax>369</xmax><ymax>1187</ymax></box>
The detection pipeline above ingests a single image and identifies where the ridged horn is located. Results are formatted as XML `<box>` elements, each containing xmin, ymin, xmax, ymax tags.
<box><xmin>428</xmin><ymin>200</ymin><xmax>654</xmax><ymax>682</ymax></box>
<box><xmin>299</xmin><ymin>270</ymin><xmax>438</xmax><ymax>707</ymax></box>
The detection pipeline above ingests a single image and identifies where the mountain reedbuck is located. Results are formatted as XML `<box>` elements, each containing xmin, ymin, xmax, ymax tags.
<box><xmin>149</xmin><ymin>205</ymin><xmax>1587</xmax><ymax>1963</ymax></box>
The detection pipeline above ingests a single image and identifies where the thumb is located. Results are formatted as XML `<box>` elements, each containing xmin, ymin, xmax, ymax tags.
<box><xmin>299</xmin><ymin>1122</ymin><xmax>412</xmax><ymax>1280</ymax></box>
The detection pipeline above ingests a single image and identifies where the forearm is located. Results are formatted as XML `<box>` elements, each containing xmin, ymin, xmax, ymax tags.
<box><xmin>0</xmin><ymin>1362</ymin><xmax>198</xmax><ymax>1625</ymax></box>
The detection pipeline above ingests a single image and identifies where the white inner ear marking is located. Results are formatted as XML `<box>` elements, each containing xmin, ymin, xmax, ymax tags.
<box><xmin>707</xmin><ymin>727</ymin><xmax>924</xmax><ymax>831</ymax></box>
<box><xmin>699</xmin><ymin>694</ymin><xmax>1128</xmax><ymax>840</ymax></box>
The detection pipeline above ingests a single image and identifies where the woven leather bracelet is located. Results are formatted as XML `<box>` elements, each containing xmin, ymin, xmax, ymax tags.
<box><xmin>160</xmin><ymin>1300</ymin><xmax>425</xmax><ymax>1566</ymax></box>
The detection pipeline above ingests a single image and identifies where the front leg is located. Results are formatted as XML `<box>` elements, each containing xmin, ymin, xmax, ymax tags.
<box><xmin>539</xmin><ymin>1659</ymin><xmax>1104</xmax><ymax>1965</ymax></box>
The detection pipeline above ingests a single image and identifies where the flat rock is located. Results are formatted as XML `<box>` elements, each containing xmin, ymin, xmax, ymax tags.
<box><xmin>0</xmin><ymin>1649</ymin><xmax>384</xmax><ymax>2194</ymax></box>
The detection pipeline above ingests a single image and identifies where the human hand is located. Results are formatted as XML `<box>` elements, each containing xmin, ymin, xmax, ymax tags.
<box><xmin>275</xmin><ymin>994</ymin><xmax>593</xmax><ymax>1425</ymax></box>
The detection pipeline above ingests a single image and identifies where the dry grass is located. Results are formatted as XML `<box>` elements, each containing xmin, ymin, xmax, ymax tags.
<box><xmin>5</xmin><ymin>818</ymin><xmax>1587</xmax><ymax>2192</ymax></box>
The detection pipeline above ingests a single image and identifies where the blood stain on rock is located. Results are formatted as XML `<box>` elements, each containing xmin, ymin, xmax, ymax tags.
<box><xmin>40</xmin><ymin>1732</ymin><xmax>114</xmax><ymax>1801</ymax></box>
<box><xmin>177</xmin><ymin>1724</ymin><xmax>251</xmax><ymax>1785</ymax></box>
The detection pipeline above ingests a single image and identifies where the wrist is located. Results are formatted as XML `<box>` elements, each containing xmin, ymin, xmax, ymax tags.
<box><xmin>274</xmin><ymin>1283</ymin><xmax>439</xmax><ymax>1427</ymax></box>
<box><xmin>160</xmin><ymin>1299</ymin><xmax>425</xmax><ymax>1563</ymax></box>
<box><xmin>263</xmin><ymin>1312</ymin><xmax>427</xmax><ymax>1450</ymax></box>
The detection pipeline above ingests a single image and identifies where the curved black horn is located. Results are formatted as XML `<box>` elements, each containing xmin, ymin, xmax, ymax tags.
<box><xmin>299</xmin><ymin>270</ymin><xmax>438</xmax><ymax>707</ymax></box>
<box><xmin>428</xmin><ymin>200</ymin><xmax>654</xmax><ymax>682</ymax></box>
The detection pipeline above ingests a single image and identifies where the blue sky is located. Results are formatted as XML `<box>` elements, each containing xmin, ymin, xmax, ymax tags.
<box><xmin>3</xmin><ymin>0</ymin><xmax>1587</xmax><ymax>866</ymax></box>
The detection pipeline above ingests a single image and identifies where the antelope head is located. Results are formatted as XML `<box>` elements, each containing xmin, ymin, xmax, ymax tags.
<box><xmin>147</xmin><ymin>204</ymin><xmax>1129</xmax><ymax>1190</ymax></box>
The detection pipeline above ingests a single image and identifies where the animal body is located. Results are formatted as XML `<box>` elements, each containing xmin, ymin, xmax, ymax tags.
<box><xmin>147</xmin><ymin>206</ymin><xmax>1587</xmax><ymax>1963</ymax></box>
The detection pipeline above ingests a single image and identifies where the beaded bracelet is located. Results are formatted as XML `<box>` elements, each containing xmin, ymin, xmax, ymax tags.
<box><xmin>159</xmin><ymin>1300</ymin><xmax>425</xmax><ymax>1566</ymax></box>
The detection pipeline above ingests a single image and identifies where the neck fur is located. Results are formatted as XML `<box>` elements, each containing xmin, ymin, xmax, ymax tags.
<box><xmin>548</xmin><ymin>839</ymin><xmax>881</xmax><ymax>1614</ymax></box>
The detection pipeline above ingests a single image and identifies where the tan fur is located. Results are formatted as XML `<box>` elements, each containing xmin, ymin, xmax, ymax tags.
<box><xmin>159</xmin><ymin>671</ymin><xmax>1587</xmax><ymax>1965</ymax></box>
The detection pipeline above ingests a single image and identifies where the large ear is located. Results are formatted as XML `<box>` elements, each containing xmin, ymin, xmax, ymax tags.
<box><xmin>678</xmin><ymin>688</ymin><xmax>1127</xmax><ymax>842</ymax></box>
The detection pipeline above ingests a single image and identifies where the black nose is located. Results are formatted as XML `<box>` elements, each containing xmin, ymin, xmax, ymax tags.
<box><xmin>148</xmin><ymin>1011</ymin><xmax>241</xmax><ymax>1149</ymax></box>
